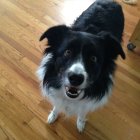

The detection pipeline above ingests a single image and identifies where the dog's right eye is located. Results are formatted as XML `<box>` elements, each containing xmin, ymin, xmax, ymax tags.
<box><xmin>64</xmin><ymin>50</ymin><xmax>72</xmax><ymax>57</ymax></box>
<box><xmin>90</xmin><ymin>56</ymin><xmax>97</xmax><ymax>63</ymax></box>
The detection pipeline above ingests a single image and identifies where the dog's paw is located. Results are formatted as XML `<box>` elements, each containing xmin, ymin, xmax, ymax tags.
<box><xmin>77</xmin><ymin>119</ymin><xmax>86</xmax><ymax>133</ymax></box>
<box><xmin>47</xmin><ymin>111</ymin><xmax>58</xmax><ymax>124</ymax></box>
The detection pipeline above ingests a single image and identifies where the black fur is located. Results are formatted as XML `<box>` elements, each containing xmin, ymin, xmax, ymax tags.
<box><xmin>72</xmin><ymin>0</ymin><xmax>124</xmax><ymax>42</ymax></box>
<box><xmin>39</xmin><ymin>0</ymin><xmax>125</xmax><ymax>100</ymax></box>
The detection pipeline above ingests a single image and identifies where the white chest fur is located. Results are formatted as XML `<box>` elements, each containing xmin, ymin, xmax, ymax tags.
<box><xmin>43</xmin><ymin>86</ymin><xmax>112</xmax><ymax>117</ymax></box>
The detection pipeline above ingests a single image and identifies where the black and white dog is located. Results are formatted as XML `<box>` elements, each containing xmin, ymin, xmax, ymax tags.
<box><xmin>37</xmin><ymin>0</ymin><xmax>125</xmax><ymax>132</ymax></box>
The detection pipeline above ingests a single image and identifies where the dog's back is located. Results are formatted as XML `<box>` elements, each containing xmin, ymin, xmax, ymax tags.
<box><xmin>72</xmin><ymin>0</ymin><xmax>124</xmax><ymax>41</ymax></box>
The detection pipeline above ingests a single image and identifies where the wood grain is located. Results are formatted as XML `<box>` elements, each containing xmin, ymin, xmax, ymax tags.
<box><xmin>129</xmin><ymin>19</ymin><xmax>140</xmax><ymax>47</ymax></box>
<box><xmin>0</xmin><ymin>0</ymin><xmax>140</xmax><ymax>140</ymax></box>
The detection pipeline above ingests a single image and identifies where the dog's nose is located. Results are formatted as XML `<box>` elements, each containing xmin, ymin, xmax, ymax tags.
<box><xmin>68</xmin><ymin>72</ymin><xmax>84</xmax><ymax>86</ymax></box>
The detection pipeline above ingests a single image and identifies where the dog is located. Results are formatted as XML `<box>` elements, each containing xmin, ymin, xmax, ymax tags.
<box><xmin>37</xmin><ymin>0</ymin><xmax>125</xmax><ymax>132</ymax></box>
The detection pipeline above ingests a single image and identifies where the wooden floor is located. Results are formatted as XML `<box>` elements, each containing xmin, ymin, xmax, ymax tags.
<box><xmin>0</xmin><ymin>0</ymin><xmax>140</xmax><ymax>140</ymax></box>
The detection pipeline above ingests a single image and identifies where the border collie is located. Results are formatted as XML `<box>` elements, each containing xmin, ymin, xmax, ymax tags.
<box><xmin>37</xmin><ymin>0</ymin><xmax>125</xmax><ymax>132</ymax></box>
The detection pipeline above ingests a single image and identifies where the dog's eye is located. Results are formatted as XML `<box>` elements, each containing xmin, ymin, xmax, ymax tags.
<box><xmin>90</xmin><ymin>56</ymin><xmax>97</xmax><ymax>62</ymax></box>
<box><xmin>64</xmin><ymin>50</ymin><xmax>72</xmax><ymax>57</ymax></box>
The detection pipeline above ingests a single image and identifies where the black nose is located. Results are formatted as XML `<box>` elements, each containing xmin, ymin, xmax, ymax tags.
<box><xmin>68</xmin><ymin>72</ymin><xmax>84</xmax><ymax>86</ymax></box>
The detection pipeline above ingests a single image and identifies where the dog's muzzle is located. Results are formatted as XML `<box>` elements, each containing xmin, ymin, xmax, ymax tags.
<box><xmin>64</xmin><ymin>72</ymin><xmax>84</xmax><ymax>98</ymax></box>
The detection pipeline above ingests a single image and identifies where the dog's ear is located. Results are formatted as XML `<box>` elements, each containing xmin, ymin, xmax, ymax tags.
<box><xmin>98</xmin><ymin>31</ymin><xmax>125</xmax><ymax>60</ymax></box>
<box><xmin>40</xmin><ymin>25</ymin><xmax>69</xmax><ymax>47</ymax></box>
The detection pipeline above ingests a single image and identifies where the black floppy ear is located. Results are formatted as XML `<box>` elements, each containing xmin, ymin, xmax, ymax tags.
<box><xmin>40</xmin><ymin>25</ymin><xmax>69</xmax><ymax>47</ymax></box>
<box><xmin>98</xmin><ymin>31</ymin><xmax>125</xmax><ymax>60</ymax></box>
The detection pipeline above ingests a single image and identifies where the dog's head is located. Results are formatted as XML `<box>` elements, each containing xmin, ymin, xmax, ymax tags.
<box><xmin>39</xmin><ymin>25</ymin><xmax>125</xmax><ymax>99</ymax></box>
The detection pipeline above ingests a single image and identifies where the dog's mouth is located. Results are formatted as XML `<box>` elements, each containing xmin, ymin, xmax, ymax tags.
<box><xmin>65</xmin><ymin>86</ymin><xmax>82</xmax><ymax>98</ymax></box>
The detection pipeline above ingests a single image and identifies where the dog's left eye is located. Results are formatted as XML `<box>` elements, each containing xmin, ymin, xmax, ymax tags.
<box><xmin>90</xmin><ymin>56</ymin><xmax>97</xmax><ymax>62</ymax></box>
<box><xmin>64</xmin><ymin>50</ymin><xmax>72</xmax><ymax>57</ymax></box>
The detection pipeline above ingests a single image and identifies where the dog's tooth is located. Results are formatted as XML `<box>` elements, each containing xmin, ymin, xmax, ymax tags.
<box><xmin>67</xmin><ymin>91</ymin><xmax>77</xmax><ymax>96</ymax></box>
<box><xmin>77</xmin><ymin>90</ymin><xmax>82</xmax><ymax>94</ymax></box>
<box><xmin>65</xmin><ymin>86</ymin><xmax>69</xmax><ymax>91</ymax></box>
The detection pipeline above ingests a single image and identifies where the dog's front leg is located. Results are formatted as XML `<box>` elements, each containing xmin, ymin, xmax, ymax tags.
<box><xmin>47</xmin><ymin>107</ymin><xmax>59</xmax><ymax>124</ymax></box>
<box><xmin>77</xmin><ymin>113</ymin><xmax>87</xmax><ymax>132</ymax></box>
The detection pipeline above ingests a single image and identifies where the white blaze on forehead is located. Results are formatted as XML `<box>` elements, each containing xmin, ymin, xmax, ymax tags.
<box><xmin>40</xmin><ymin>53</ymin><xmax>53</xmax><ymax>66</ymax></box>
<box><xmin>69</xmin><ymin>62</ymin><xmax>85</xmax><ymax>74</ymax></box>
<box><xmin>68</xmin><ymin>55</ymin><xmax>85</xmax><ymax>74</ymax></box>
<box><xmin>67</xmin><ymin>55</ymin><xmax>87</xmax><ymax>78</ymax></box>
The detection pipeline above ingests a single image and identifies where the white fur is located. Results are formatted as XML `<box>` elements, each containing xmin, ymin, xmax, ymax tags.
<box><xmin>36</xmin><ymin>53</ymin><xmax>53</xmax><ymax>81</ymax></box>
<box><xmin>77</xmin><ymin>118</ymin><xmax>86</xmax><ymax>132</ymax></box>
<box><xmin>45</xmin><ymin>86</ymin><xmax>112</xmax><ymax>116</ymax></box>
<box><xmin>43</xmin><ymin>84</ymin><xmax>112</xmax><ymax>132</ymax></box>
<box><xmin>47</xmin><ymin>107</ymin><xmax>58</xmax><ymax>124</ymax></box>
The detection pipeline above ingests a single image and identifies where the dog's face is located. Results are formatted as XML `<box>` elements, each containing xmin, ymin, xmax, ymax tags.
<box><xmin>39</xmin><ymin>25</ymin><xmax>125</xmax><ymax>99</ymax></box>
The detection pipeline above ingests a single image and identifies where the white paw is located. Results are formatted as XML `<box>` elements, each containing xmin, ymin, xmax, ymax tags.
<box><xmin>77</xmin><ymin>119</ymin><xmax>86</xmax><ymax>133</ymax></box>
<box><xmin>47</xmin><ymin>111</ymin><xmax>58</xmax><ymax>124</ymax></box>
